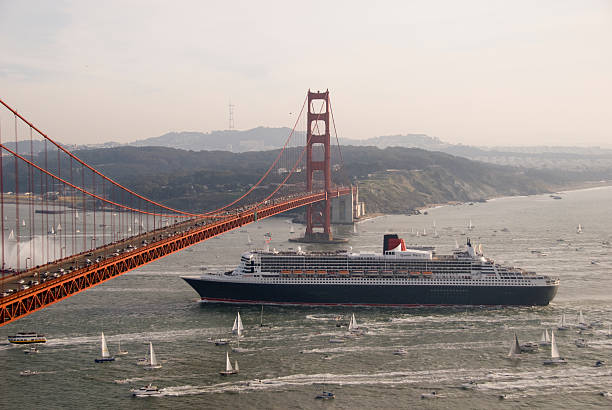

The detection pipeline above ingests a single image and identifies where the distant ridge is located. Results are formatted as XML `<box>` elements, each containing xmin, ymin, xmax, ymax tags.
<box><xmin>129</xmin><ymin>127</ymin><xmax>302</xmax><ymax>152</ymax></box>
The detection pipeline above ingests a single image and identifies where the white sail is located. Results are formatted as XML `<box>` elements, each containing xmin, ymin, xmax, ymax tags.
<box><xmin>577</xmin><ymin>224</ymin><xmax>582</xmax><ymax>233</ymax></box>
<box><xmin>101</xmin><ymin>332</ymin><xmax>110</xmax><ymax>358</ymax></box>
<box><xmin>234</xmin><ymin>360</ymin><xmax>239</xmax><ymax>372</ymax></box>
<box><xmin>8</xmin><ymin>229</ymin><xmax>14</xmax><ymax>240</ymax></box>
<box><xmin>551</xmin><ymin>331</ymin><xmax>560</xmax><ymax>359</ymax></box>
<box><xmin>540</xmin><ymin>330</ymin><xmax>547</xmax><ymax>343</ymax></box>
<box><xmin>225</xmin><ymin>352</ymin><xmax>233</xmax><ymax>372</ymax></box>
<box><xmin>149</xmin><ymin>342</ymin><xmax>158</xmax><ymax>366</ymax></box>
<box><xmin>232</xmin><ymin>317</ymin><xmax>238</xmax><ymax>333</ymax></box>
<box><xmin>22</xmin><ymin>219</ymin><xmax>26</xmax><ymax>226</ymax></box>
<box><xmin>348</xmin><ymin>313</ymin><xmax>358</xmax><ymax>331</ymax></box>
<box><xmin>290</xmin><ymin>225</ymin><xmax>295</xmax><ymax>234</ymax></box>
<box><xmin>578</xmin><ymin>310</ymin><xmax>585</xmax><ymax>324</ymax></box>
<box><xmin>75</xmin><ymin>210</ymin><xmax>79</xmax><ymax>219</ymax></box>
<box><xmin>546</xmin><ymin>329</ymin><xmax>550</xmax><ymax>342</ymax></box>
<box><xmin>57</xmin><ymin>223</ymin><xmax>62</xmax><ymax>231</ymax></box>
<box><xmin>247</xmin><ymin>234</ymin><xmax>252</xmax><ymax>245</ymax></box>
<box><xmin>508</xmin><ymin>333</ymin><xmax>520</xmax><ymax>357</ymax></box>
<box><xmin>559</xmin><ymin>313</ymin><xmax>566</xmax><ymax>327</ymax></box>
<box><xmin>237</xmin><ymin>312</ymin><xmax>244</xmax><ymax>334</ymax></box>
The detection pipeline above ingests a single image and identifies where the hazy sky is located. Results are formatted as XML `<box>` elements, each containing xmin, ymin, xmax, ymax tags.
<box><xmin>1</xmin><ymin>0</ymin><xmax>611</xmax><ymax>147</ymax></box>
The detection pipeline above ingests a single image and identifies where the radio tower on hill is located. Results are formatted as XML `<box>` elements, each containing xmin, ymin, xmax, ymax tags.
<box><xmin>228</xmin><ymin>101</ymin><xmax>235</xmax><ymax>130</ymax></box>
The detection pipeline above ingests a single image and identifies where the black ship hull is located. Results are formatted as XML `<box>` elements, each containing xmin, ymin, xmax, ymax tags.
<box><xmin>182</xmin><ymin>277</ymin><xmax>558</xmax><ymax>307</ymax></box>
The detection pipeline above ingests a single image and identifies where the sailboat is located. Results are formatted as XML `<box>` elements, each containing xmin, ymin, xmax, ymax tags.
<box><xmin>468</xmin><ymin>219</ymin><xmax>474</xmax><ymax>230</ymax></box>
<box><xmin>75</xmin><ymin>210</ymin><xmax>79</xmax><ymax>219</ymax></box>
<box><xmin>348</xmin><ymin>313</ymin><xmax>365</xmax><ymax>335</ymax></box>
<box><xmin>247</xmin><ymin>234</ymin><xmax>253</xmax><ymax>246</ymax></box>
<box><xmin>57</xmin><ymin>223</ymin><xmax>62</xmax><ymax>232</ymax></box>
<box><xmin>289</xmin><ymin>224</ymin><xmax>295</xmax><ymax>234</ymax></box>
<box><xmin>219</xmin><ymin>351</ymin><xmax>239</xmax><ymax>376</ymax></box>
<box><xmin>232</xmin><ymin>312</ymin><xmax>244</xmax><ymax>335</ymax></box>
<box><xmin>539</xmin><ymin>329</ymin><xmax>551</xmax><ymax>346</ymax></box>
<box><xmin>259</xmin><ymin>305</ymin><xmax>269</xmax><ymax>327</ymax></box>
<box><xmin>22</xmin><ymin>219</ymin><xmax>26</xmax><ymax>227</ymax></box>
<box><xmin>433</xmin><ymin>229</ymin><xmax>439</xmax><ymax>238</ymax></box>
<box><xmin>557</xmin><ymin>313</ymin><xmax>569</xmax><ymax>331</ymax></box>
<box><xmin>577</xmin><ymin>310</ymin><xmax>590</xmax><ymax>329</ymax></box>
<box><xmin>577</xmin><ymin>224</ymin><xmax>583</xmax><ymax>234</ymax></box>
<box><xmin>607</xmin><ymin>324</ymin><xmax>612</xmax><ymax>339</ymax></box>
<box><xmin>48</xmin><ymin>226</ymin><xmax>55</xmax><ymax>235</ymax></box>
<box><xmin>117</xmin><ymin>340</ymin><xmax>128</xmax><ymax>355</ymax></box>
<box><xmin>8</xmin><ymin>229</ymin><xmax>14</xmax><ymax>241</ymax></box>
<box><xmin>94</xmin><ymin>332</ymin><xmax>115</xmax><ymax>362</ymax></box>
<box><xmin>143</xmin><ymin>342</ymin><xmax>162</xmax><ymax>369</ymax></box>
<box><xmin>422</xmin><ymin>228</ymin><xmax>427</xmax><ymax>237</ymax></box>
<box><xmin>507</xmin><ymin>332</ymin><xmax>521</xmax><ymax>359</ymax></box>
<box><xmin>543</xmin><ymin>331</ymin><xmax>567</xmax><ymax>365</ymax></box>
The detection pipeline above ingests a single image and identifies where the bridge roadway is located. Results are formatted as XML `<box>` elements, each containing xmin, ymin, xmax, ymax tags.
<box><xmin>0</xmin><ymin>188</ymin><xmax>351</xmax><ymax>327</ymax></box>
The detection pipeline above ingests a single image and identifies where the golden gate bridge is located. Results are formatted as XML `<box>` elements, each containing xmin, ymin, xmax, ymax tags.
<box><xmin>0</xmin><ymin>90</ymin><xmax>352</xmax><ymax>327</ymax></box>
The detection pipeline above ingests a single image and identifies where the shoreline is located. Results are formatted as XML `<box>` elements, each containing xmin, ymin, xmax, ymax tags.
<box><xmin>411</xmin><ymin>180</ymin><xmax>612</xmax><ymax>215</ymax></box>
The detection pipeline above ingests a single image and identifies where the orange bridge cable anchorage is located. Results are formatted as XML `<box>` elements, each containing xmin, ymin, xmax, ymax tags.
<box><xmin>0</xmin><ymin>143</ymin><xmax>191</xmax><ymax>219</ymax></box>
<box><xmin>0</xmin><ymin>98</ymin><xmax>200</xmax><ymax>218</ymax></box>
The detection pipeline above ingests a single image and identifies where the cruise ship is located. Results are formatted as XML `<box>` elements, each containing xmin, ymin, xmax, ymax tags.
<box><xmin>182</xmin><ymin>235</ymin><xmax>559</xmax><ymax>307</ymax></box>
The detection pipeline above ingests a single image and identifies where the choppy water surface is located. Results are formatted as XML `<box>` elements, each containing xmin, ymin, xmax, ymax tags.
<box><xmin>2</xmin><ymin>187</ymin><xmax>612</xmax><ymax>409</ymax></box>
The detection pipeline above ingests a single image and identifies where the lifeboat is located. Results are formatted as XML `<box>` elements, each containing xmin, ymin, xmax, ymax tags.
<box><xmin>293</xmin><ymin>270</ymin><xmax>303</xmax><ymax>274</ymax></box>
<box><xmin>306</xmin><ymin>270</ymin><xmax>315</xmax><ymax>275</ymax></box>
<box><xmin>281</xmin><ymin>270</ymin><xmax>291</xmax><ymax>274</ymax></box>
<box><xmin>410</xmin><ymin>271</ymin><xmax>421</xmax><ymax>276</ymax></box>
<box><xmin>422</xmin><ymin>271</ymin><xmax>433</xmax><ymax>276</ymax></box>
<box><xmin>366</xmin><ymin>270</ymin><xmax>379</xmax><ymax>276</ymax></box>
<box><xmin>316</xmin><ymin>270</ymin><xmax>327</xmax><ymax>275</ymax></box>
<box><xmin>339</xmin><ymin>270</ymin><xmax>349</xmax><ymax>275</ymax></box>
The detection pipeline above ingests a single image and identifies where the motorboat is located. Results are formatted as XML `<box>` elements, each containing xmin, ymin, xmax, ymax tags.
<box><xmin>520</xmin><ymin>341</ymin><xmax>539</xmax><ymax>353</ymax></box>
<box><xmin>315</xmin><ymin>391</ymin><xmax>335</xmax><ymax>400</ymax></box>
<box><xmin>421</xmin><ymin>391</ymin><xmax>444</xmax><ymax>399</ymax></box>
<box><xmin>574</xmin><ymin>338</ymin><xmax>588</xmax><ymax>348</ymax></box>
<box><xmin>20</xmin><ymin>370</ymin><xmax>39</xmax><ymax>376</ymax></box>
<box><xmin>8</xmin><ymin>332</ymin><xmax>47</xmax><ymax>344</ymax></box>
<box><xmin>131</xmin><ymin>383</ymin><xmax>163</xmax><ymax>397</ymax></box>
<box><xmin>23</xmin><ymin>346</ymin><xmax>39</xmax><ymax>354</ymax></box>
<box><xmin>594</xmin><ymin>360</ymin><xmax>606</xmax><ymax>367</ymax></box>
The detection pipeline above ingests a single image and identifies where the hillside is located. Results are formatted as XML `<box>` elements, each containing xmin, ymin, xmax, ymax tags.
<box><xmin>61</xmin><ymin>146</ymin><xmax>612</xmax><ymax>213</ymax></box>
<box><xmin>4</xmin><ymin>145</ymin><xmax>609</xmax><ymax>214</ymax></box>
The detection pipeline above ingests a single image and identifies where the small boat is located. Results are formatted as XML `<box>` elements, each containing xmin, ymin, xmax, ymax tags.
<box><xmin>507</xmin><ymin>332</ymin><xmax>521</xmax><ymax>359</ymax></box>
<box><xmin>131</xmin><ymin>383</ymin><xmax>163</xmax><ymax>397</ymax></box>
<box><xmin>23</xmin><ymin>346</ymin><xmax>39</xmax><ymax>354</ymax></box>
<box><xmin>461</xmin><ymin>380</ymin><xmax>478</xmax><ymax>390</ymax></box>
<box><xmin>393</xmin><ymin>348</ymin><xmax>408</xmax><ymax>356</ymax></box>
<box><xmin>607</xmin><ymin>324</ymin><xmax>612</xmax><ymax>339</ymax></box>
<box><xmin>315</xmin><ymin>391</ymin><xmax>335</xmax><ymax>400</ymax></box>
<box><xmin>421</xmin><ymin>391</ymin><xmax>443</xmax><ymax>399</ymax></box>
<box><xmin>539</xmin><ymin>329</ymin><xmax>551</xmax><ymax>346</ymax></box>
<box><xmin>8</xmin><ymin>332</ymin><xmax>47</xmax><ymax>344</ymax></box>
<box><xmin>136</xmin><ymin>357</ymin><xmax>148</xmax><ymax>366</ymax></box>
<box><xmin>117</xmin><ymin>341</ymin><xmax>128</xmax><ymax>355</ymax></box>
<box><xmin>574</xmin><ymin>338</ymin><xmax>588</xmax><ymax>348</ymax></box>
<box><xmin>143</xmin><ymin>342</ymin><xmax>162</xmax><ymax>369</ymax></box>
<box><xmin>557</xmin><ymin>313</ymin><xmax>569</xmax><ymax>331</ymax></box>
<box><xmin>577</xmin><ymin>224</ymin><xmax>583</xmax><ymax>234</ymax></box>
<box><xmin>94</xmin><ymin>332</ymin><xmax>115</xmax><ymax>363</ymax></box>
<box><xmin>20</xmin><ymin>370</ymin><xmax>39</xmax><ymax>376</ymax></box>
<box><xmin>289</xmin><ymin>225</ymin><xmax>295</xmax><ymax>234</ymax></box>
<box><xmin>247</xmin><ymin>234</ymin><xmax>253</xmax><ymax>245</ymax></box>
<box><xmin>543</xmin><ymin>331</ymin><xmax>567</xmax><ymax>365</ymax></box>
<box><xmin>467</xmin><ymin>219</ymin><xmax>474</xmax><ymax>230</ymax></box>
<box><xmin>520</xmin><ymin>341</ymin><xmax>539</xmax><ymax>353</ymax></box>
<box><xmin>329</xmin><ymin>337</ymin><xmax>345</xmax><ymax>344</ymax></box>
<box><xmin>8</xmin><ymin>229</ymin><xmax>14</xmax><ymax>240</ymax></box>
<box><xmin>232</xmin><ymin>312</ymin><xmax>244</xmax><ymax>336</ymax></box>
<box><xmin>22</xmin><ymin>219</ymin><xmax>26</xmax><ymax>226</ymax></box>
<box><xmin>219</xmin><ymin>352</ymin><xmax>239</xmax><ymax>376</ymax></box>
<box><xmin>594</xmin><ymin>360</ymin><xmax>605</xmax><ymax>367</ymax></box>
<box><xmin>599</xmin><ymin>391</ymin><xmax>611</xmax><ymax>397</ymax></box>
<box><xmin>214</xmin><ymin>339</ymin><xmax>229</xmax><ymax>346</ymax></box>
